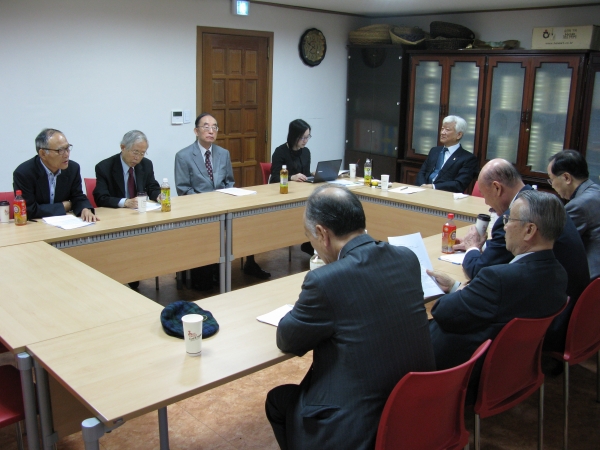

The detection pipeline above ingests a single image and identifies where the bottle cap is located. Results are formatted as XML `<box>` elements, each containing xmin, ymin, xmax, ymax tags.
<box><xmin>16</xmin><ymin>190</ymin><xmax>22</xmax><ymax>195</ymax></box>
<box><xmin>282</xmin><ymin>165</ymin><xmax>287</xmax><ymax>169</ymax></box>
<box><xmin>163</xmin><ymin>178</ymin><xmax>168</xmax><ymax>182</ymax></box>
<box><xmin>448</xmin><ymin>213</ymin><xmax>454</xmax><ymax>219</ymax></box>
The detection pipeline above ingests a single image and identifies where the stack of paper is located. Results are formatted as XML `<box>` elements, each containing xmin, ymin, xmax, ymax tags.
<box><xmin>257</xmin><ymin>304</ymin><xmax>294</xmax><ymax>326</ymax></box>
<box><xmin>137</xmin><ymin>202</ymin><xmax>162</xmax><ymax>212</ymax></box>
<box><xmin>388</xmin><ymin>233</ymin><xmax>444</xmax><ymax>297</ymax></box>
<box><xmin>216</xmin><ymin>188</ymin><xmax>257</xmax><ymax>196</ymax></box>
<box><xmin>42</xmin><ymin>215</ymin><xmax>95</xmax><ymax>230</ymax></box>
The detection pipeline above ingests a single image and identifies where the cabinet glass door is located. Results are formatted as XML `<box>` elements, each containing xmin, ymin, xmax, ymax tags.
<box><xmin>411</xmin><ymin>61</ymin><xmax>442</xmax><ymax>155</ymax></box>
<box><xmin>486</xmin><ymin>62</ymin><xmax>526</xmax><ymax>163</ymax></box>
<box><xmin>585</xmin><ymin>71</ymin><xmax>600</xmax><ymax>180</ymax></box>
<box><xmin>527</xmin><ymin>62</ymin><xmax>573</xmax><ymax>172</ymax></box>
<box><xmin>448</xmin><ymin>61</ymin><xmax>481</xmax><ymax>153</ymax></box>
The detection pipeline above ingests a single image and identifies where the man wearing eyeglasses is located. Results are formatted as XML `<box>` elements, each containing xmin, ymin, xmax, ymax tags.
<box><xmin>455</xmin><ymin>158</ymin><xmax>588</xmax><ymax>352</ymax></box>
<box><xmin>174</xmin><ymin>113</ymin><xmax>270</xmax><ymax>283</ymax></box>
<box><xmin>428</xmin><ymin>190</ymin><xmax>568</xmax><ymax>394</ymax></box>
<box><xmin>13</xmin><ymin>128</ymin><xmax>97</xmax><ymax>222</ymax></box>
<box><xmin>93</xmin><ymin>130</ymin><xmax>161</xmax><ymax>209</ymax></box>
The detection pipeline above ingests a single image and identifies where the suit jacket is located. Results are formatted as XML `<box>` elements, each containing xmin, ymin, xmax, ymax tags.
<box><xmin>462</xmin><ymin>185</ymin><xmax>589</xmax><ymax>351</ymax></box>
<box><xmin>415</xmin><ymin>145</ymin><xmax>479</xmax><ymax>193</ymax></box>
<box><xmin>174</xmin><ymin>141</ymin><xmax>234</xmax><ymax>195</ymax></box>
<box><xmin>430</xmin><ymin>250</ymin><xmax>567</xmax><ymax>376</ymax></box>
<box><xmin>13</xmin><ymin>156</ymin><xmax>92</xmax><ymax>219</ymax></box>
<box><xmin>269</xmin><ymin>143</ymin><xmax>311</xmax><ymax>184</ymax></box>
<box><xmin>93</xmin><ymin>154</ymin><xmax>161</xmax><ymax>208</ymax></box>
<box><xmin>566</xmin><ymin>179</ymin><xmax>600</xmax><ymax>280</ymax></box>
<box><xmin>277</xmin><ymin>234</ymin><xmax>435</xmax><ymax>450</ymax></box>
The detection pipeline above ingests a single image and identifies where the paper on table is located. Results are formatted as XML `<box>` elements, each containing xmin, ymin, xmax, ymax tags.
<box><xmin>388</xmin><ymin>186</ymin><xmax>425</xmax><ymax>194</ymax></box>
<box><xmin>388</xmin><ymin>232</ymin><xmax>444</xmax><ymax>297</ymax></box>
<box><xmin>438</xmin><ymin>252</ymin><xmax>466</xmax><ymax>265</ymax></box>
<box><xmin>137</xmin><ymin>202</ymin><xmax>162</xmax><ymax>212</ymax></box>
<box><xmin>453</xmin><ymin>193</ymin><xmax>469</xmax><ymax>199</ymax></box>
<box><xmin>257</xmin><ymin>304</ymin><xmax>294</xmax><ymax>326</ymax></box>
<box><xmin>327</xmin><ymin>179</ymin><xmax>363</xmax><ymax>187</ymax></box>
<box><xmin>42</xmin><ymin>215</ymin><xmax>95</xmax><ymax>230</ymax></box>
<box><xmin>216</xmin><ymin>188</ymin><xmax>257</xmax><ymax>196</ymax></box>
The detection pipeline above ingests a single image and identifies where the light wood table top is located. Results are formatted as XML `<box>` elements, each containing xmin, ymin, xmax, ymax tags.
<box><xmin>27</xmin><ymin>272</ymin><xmax>306</xmax><ymax>424</ymax></box>
<box><xmin>0</xmin><ymin>241</ymin><xmax>162</xmax><ymax>354</ymax></box>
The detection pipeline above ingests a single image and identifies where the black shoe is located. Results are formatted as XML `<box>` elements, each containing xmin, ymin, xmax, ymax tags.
<box><xmin>300</xmin><ymin>242</ymin><xmax>314</xmax><ymax>256</ymax></box>
<box><xmin>244</xmin><ymin>261</ymin><xmax>271</xmax><ymax>279</ymax></box>
<box><xmin>128</xmin><ymin>281</ymin><xmax>140</xmax><ymax>290</ymax></box>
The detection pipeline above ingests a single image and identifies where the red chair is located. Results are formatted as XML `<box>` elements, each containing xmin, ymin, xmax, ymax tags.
<box><xmin>0</xmin><ymin>192</ymin><xmax>15</xmax><ymax>220</ymax></box>
<box><xmin>84</xmin><ymin>178</ymin><xmax>97</xmax><ymax>208</ymax></box>
<box><xmin>259</xmin><ymin>162</ymin><xmax>272</xmax><ymax>185</ymax></box>
<box><xmin>472</xmin><ymin>181</ymin><xmax>483</xmax><ymax>198</ymax></box>
<box><xmin>0</xmin><ymin>344</ymin><xmax>25</xmax><ymax>450</ymax></box>
<box><xmin>549</xmin><ymin>279</ymin><xmax>600</xmax><ymax>450</ymax></box>
<box><xmin>375</xmin><ymin>340</ymin><xmax>491</xmax><ymax>450</ymax></box>
<box><xmin>474</xmin><ymin>304</ymin><xmax>567</xmax><ymax>450</ymax></box>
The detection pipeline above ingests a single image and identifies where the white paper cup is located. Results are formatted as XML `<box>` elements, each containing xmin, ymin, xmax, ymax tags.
<box><xmin>349</xmin><ymin>164</ymin><xmax>356</xmax><ymax>178</ymax></box>
<box><xmin>182</xmin><ymin>314</ymin><xmax>203</xmax><ymax>356</ymax></box>
<box><xmin>0</xmin><ymin>202</ymin><xmax>9</xmax><ymax>224</ymax></box>
<box><xmin>137</xmin><ymin>192</ymin><xmax>147</xmax><ymax>213</ymax></box>
<box><xmin>475</xmin><ymin>214</ymin><xmax>491</xmax><ymax>236</ymax></box>
<box><xmin>381</xmin><ymin>174</ymin><xmax>390</xmax><ymax>190</ymax></box>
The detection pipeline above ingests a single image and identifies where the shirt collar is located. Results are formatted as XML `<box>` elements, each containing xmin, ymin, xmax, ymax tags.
<box><xmin>510</xmin><ymin>252</ymin><xmax>534</xmax><ymax>263</ymax></box>
<box><xmin>39</xmin><ymin>158</ymin><xmax>61</xmax><ymax>177</ymax></box>
<box><xmin>120</xmin><ymin>155</ymin><xmax>133</xmax><ymax>175</ymax></box>
<box><xmin>196</xmin><ymin>140</ymin><xmax>212</xmax><ymax>157</ymax></box>
<box><xmin>446</xmin><ymin>143</ymin><xmax>461</xmax><ymax>155</ymax></box>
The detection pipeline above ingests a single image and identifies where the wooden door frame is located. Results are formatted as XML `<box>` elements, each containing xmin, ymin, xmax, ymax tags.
<box><xmin>196</xmin><ymin>26</ymin><xmax>274</xmax><ymax>163</ymax></box>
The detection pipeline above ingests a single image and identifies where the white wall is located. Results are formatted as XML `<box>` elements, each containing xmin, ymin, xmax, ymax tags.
<box><xmin>0</xmin><ymin>0</ymin><xmax>365</xmax><ymax>193</ymax></box>
<box><xmin>378</xmin><ymin>5</ymin><xmax>600</xmax><ymax>48</ymax></box>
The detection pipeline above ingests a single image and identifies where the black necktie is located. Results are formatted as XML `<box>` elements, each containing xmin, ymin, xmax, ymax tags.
<box><xmin>205</xmin><ymin>150</ymin><xmax>214</xmax><ymax>182</ymax></box>
<box><xmin>127</xmin><ymin>167</ymin><xmax>136</xmax><ymax>198</ymax></box>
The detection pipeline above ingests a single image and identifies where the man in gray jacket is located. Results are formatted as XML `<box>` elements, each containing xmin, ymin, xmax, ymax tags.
<box><xmin>548</xmin><ymin>150</ymin><xmax>600</xmax><ymax>280</ymax></box>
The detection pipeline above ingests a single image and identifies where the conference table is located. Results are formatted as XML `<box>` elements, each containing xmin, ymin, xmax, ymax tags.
<box><xmin>25</xmin><ymin>228</ymin><xmax>470</xmax><ymax>450</ymax></box>
<box><xmin>0</xmin><ymin>180</ymin><xmax>486</xmax><ymax>449</ymax></box>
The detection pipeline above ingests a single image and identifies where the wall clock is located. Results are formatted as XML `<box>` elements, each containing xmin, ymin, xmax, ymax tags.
<box><xmin>299</xmin><ymin>28</ymin><xmax>327</xmax><ymax>67</ymax></box>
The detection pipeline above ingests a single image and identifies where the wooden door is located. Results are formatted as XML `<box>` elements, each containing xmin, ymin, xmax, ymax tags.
<box><xmin>199</xmin><ymin>29</ymin><xmax>272</xmax><ymax>187</ymax></box>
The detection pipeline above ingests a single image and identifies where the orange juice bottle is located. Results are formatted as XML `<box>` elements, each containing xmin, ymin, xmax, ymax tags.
<box><xmin>14</xmin><ymin>190</ymin><xmax>27</xmax><ymax>226</ymax></box>
<box><xmin>441</xmin><ymin>213</ymin><xmax>456</xmax><ymax>254</ymax></box>
<box><xmin>280</xmin><ymin>165</ymin><xmax>288</xmax><ymax>194</ymax></box>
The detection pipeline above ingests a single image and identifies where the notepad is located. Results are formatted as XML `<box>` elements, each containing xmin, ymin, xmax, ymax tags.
<box><xmin>257</xmin><ymin>304</ymin><xmax>294</xmax><ymax>326</ymax></box>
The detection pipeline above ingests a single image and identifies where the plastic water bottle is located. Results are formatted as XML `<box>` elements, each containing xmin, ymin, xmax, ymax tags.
<box><xmin>14</xmin><ymin>190</ymin><xmax>27</xmax><ymax>226</ymax></box>
<box><xmin>280</xmin><ymin>165</ymin><xmax>288</xmax><ymax>194</ymax></box>
<box><xmin>364</xmin><ymin>158</ymin><xmax>372</xmax><ymax>186</ymax></box>
<box><xmin>161</xmin><ymin>178</ymin><xmax>171</xmax><ymax>212</ymax></box>
<box><xmin>442</xmin><ymin>213</ymin><xmax>456</xmax><ymax>254</ymax></box>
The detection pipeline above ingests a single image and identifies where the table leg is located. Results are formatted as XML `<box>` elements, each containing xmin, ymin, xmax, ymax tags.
<box><xmin>33</xmin><ymin>359</ymin><xmax>58</xmax><ymax>449</ymax></box>
<box><xmin>158</xmin><ymin>407</ymin><xmax>169</xmax><ymax>450</ymax></box>
<box><xmin>226</xmin><ymin>213</ymin><xmax>232</xmax><ymax>292</ymax></box>
<box><xmin>219</xmin><ymin>213</ymin><xmax>226</xmax><ymax>294</ymax></box>
<box><xmin>16</xmin><ymin>353</ymin><xmax>40</xmax><ymax>450</ymax></box>
<box><xmin>81</xmin><ymin>418</ymin><xmax>103</xmax><ymax>450</ymax></box>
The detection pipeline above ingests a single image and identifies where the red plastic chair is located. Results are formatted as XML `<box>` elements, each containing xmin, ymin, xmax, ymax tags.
<box><xmin>259</xmin><ymin>162</ymin><xmax>272</xmax><ymax>185</ymax></box>
<box><xmin>472</xmin><ymin>181</ymin><xmax>483</xmax><ymax>198</ymax></box>
<box><xmin>84</xmin><ymin>178</ymin><xmax>97</xmax><ymax>208</ymax></box>
<box><xmin>0</xmin><ymin>192</ymin><xmax>15</xmax><ymax>220</ymax></box>
<box><xmin>375</xmin><ymin>340</ymin><xmax>491</xmax><ymax>450</ymax></box>
<box><xmin>549</xmin><ymin>278</ymin><xmax>600</xmax><ymax>450</ymax></box>
<box><xmin>0</xmin><ymin>344</ymin><xmax>25</xmax><ymax>450</ymax></box>
<box><xmin>474</xmin><ymin>303</ymin><xmax>567</xmax><ymax>450</ymax></box>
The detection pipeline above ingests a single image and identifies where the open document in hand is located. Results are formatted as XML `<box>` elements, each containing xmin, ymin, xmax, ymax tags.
<box><xmin>388</xmin><ymin>232</ymin><xmax>444</xmax><ymax>298</ymax></box>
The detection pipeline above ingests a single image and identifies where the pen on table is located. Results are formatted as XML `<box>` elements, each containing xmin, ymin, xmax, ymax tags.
<box><xmin>399</xmin><ymin>186</ymin><xmax>408</xmax><ymax>190</ymax></box>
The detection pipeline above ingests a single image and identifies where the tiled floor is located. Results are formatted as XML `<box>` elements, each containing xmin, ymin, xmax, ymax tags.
<box><xmin>1</xmin><ymin>246</ymin><xmax>599</xmax><ymax>449</ymax></box>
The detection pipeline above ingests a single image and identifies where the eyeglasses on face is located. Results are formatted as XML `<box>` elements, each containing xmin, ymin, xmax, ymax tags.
<box><xmin>299</xmin><ymin>134</ymin><xmax>312</xmax><ymax>142</ymax></box>
<box><xmin>198</xmin><ymin>125</ymin><xmax>218</xmax><ymax>132</ymax></box>
<box><xmin>128</xmin><ymin>149</ymin><xmax>147</xmax><ymax>158</ymax></box>
<box><xmin>502</xmin><ymin>214</ymin><xmax>529</xmax><ymax>225</ymax></box>
<box><xmin>547</xmin><ymin>172</ymin><xmax>565</xmax><ymax>185</ymax></box>
<box><xmin>42</xmin><ymin>145</ymin><xmax>72</xmax><ymax>156</ymax></box>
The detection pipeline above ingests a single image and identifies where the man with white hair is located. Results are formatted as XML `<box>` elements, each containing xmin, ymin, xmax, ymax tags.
<box><xmin>416</xmin><ymin>115</ymin><xmax>479</xmax><ymax>193</ymax></box>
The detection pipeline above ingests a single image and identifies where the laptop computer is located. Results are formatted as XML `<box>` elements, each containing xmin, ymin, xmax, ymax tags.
<box><xmin>306</xmin><ymin>159</ymin><xmax>343</xmax><ymax>183</ymax></box>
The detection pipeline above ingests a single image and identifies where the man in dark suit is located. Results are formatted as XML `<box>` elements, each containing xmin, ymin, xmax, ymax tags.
<box><xmin>429</xmin><ymin>190</ymin><xmax>568</xmax><ymax>391</ymax></box>
<box><xmin>548</xmin><ymin>150</ymin><xmax>600</xmax><ymax>280</ymax></box>
<box><xmin>93</xmin><ymin>130</ymin><xmax>161</xmax><ymax>209</ymax></box>
<box><xmin>266</xmin><ymin>185</ymin><xmax>435</xmax><ymax>450</ymax></box>
<box><xmin>457</xmin><ymin>158</ymin><xmax>589</xmax><ymax>351</ymax></box>
<box><xmin>13</xmin><ymin>128</ymin><xmax>97</xmax><ymax>221</ymax></box>
<box><xmin>174</xmin><ymin>113</ymin><xmax>269</xmax><ymax>281</ymax></box>
<box><xmin>416</xmin><ymin>115</ymin><xmax>479</xmax><ymax>193</ymax></box>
